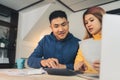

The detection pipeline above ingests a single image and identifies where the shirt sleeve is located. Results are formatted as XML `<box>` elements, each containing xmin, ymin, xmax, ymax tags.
<box><xmin>66</xmin><ymin>49</ymin><xmax>84</xmax><ymax>70</ymax></box>
<box><xmin>27</xmin><ymin>38</ymin><xmax>44</xmax><ymax>68</ymax></box>
<box><xmin>66</xmin><ymin>63</ymin><xmax>74</xmax><ymax>70</ymax></box>
<box><xmin>74</xmin><ymin>49</ymin><xmax>84</xmax><ymax>64</ymax></box>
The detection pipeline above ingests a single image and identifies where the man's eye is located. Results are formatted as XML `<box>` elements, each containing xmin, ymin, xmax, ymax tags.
<box><xmin>54</xmin><ymin>25</ymin><xmax>59</xmax><ymax>28</ymax></box>
<box><xmin>61</xmin><ymin>24</ymin><xmax>65</xmax><ymax>26</ymax></box>
<box><xmin>61</xmin><ymin>22</ymin><xmax>67</xmax><ymax>26</ymax></box>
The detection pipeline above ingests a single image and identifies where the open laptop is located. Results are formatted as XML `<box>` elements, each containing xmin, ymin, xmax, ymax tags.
<box><xmin>77</xmin><ymin>14</ymin><xmax>120</xmax><ymax>80</ymax></box>
<box><xmin>100</xmin><ymin>14</ymin><xmax>120</xmax><ymax>80</ymax></box>
<box><xmin>44</xmin><ymin>68</ymin><xmax>78</xmax><ymax>76</ymax></box>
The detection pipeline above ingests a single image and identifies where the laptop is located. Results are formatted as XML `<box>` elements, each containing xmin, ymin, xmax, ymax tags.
<box><xmin>44</xmin><ymin>68</ymin><xmax>78</xmax><ymax>76</ymax></box>
<box><xmin>100</xmin><ymin>14</ymin><xmax>120</xmax><ymax>80</ymax></box>
<box><xmin>44</xmin><ymin>68</ymin><xmax>99</xmax><ymax>79</ymax></box>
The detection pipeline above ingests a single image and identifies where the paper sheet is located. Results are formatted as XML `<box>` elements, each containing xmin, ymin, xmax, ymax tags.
<box><xmin>79</xmin><ymin>39</ymin><xmax>101</xmax><ymax>65</ymax></box>
<box><xmin>0</xmin><ymin>68</ymin><xmax>47</xmax><ymax>76</ymax></box>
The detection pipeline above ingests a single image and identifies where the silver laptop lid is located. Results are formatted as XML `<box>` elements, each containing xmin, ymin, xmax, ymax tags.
<box><xmin>100</xmin><ymin>14</ymin><xmax>120</xmax><ymax>80</ymax></box>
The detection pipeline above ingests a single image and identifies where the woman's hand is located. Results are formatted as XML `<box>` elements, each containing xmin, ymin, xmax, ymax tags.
<box><xmin>93</xmin><ymin>60</ymin><xmax>100</xmax><ymax>72</ymax></box>
<box><xmin>74</xmin><ymin>61</ymin><xmax>87</xmax><ymax>72</ymax></box>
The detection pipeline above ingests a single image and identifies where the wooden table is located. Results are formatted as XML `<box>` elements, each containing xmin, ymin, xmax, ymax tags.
<box><xmin>0</xmin><ymin>69</ymin><xmax>88</xmax><ymax>80</ymax></box>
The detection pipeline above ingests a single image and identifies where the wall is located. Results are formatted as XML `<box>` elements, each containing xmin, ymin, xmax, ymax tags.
<box><xmin>69</xmin><ymin>0</ymin><xmax>120</xmax><ymax>40</ymax></box>
<box><xmin>16</xmin><ymin>1</ymin><xmax>72</xmax><ymax>59</ymax></box>
<box><xmin>16</xmin><ymin>0</ymin><xmax>120</xmax><ymax>59</ymax></box>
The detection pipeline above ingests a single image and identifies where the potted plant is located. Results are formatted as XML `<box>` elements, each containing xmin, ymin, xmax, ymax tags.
<box><xmin>0</xmin><ymin>37</ymin><xmax>9</xmax><ymax>48</ymax></box>
<box><xmin>0</xmin><ymin>29</ymin><xmax>9</xmax><ymax>48</ymax></box>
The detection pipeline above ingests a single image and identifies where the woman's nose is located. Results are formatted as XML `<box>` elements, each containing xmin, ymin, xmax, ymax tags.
<box><xmin>87</xmin><ymin>22</ymin><xmax>92</xmax><ymax>27</ymax></box>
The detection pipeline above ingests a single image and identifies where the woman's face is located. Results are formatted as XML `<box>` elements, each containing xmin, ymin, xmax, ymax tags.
<box><xmin>84</xmin><ymin>14</ymin><xmax>102</xmax><ymax>35</ymax></box>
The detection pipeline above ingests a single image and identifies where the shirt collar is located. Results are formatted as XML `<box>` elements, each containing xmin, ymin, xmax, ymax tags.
<box><xmin>92</xmin><ymin>33</ymin><xmax>101</xmax><ymax>40</ymax></box>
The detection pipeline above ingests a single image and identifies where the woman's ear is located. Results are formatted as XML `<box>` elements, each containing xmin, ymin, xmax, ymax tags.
<box><xmin>49</xmin><ymin>24</ymin><xmax>51</xmax><ymax>27</ymax></box>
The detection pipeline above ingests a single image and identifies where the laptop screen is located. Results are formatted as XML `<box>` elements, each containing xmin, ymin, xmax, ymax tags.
<box><xmin>100</xmin><ymin>14</ymin><xmax>120</xmax><ymax>80</ymax></box>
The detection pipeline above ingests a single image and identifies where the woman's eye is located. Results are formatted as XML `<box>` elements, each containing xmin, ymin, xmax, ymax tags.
<box><xmin>90</xmin><ymin>19</ymin><xmax>94</xmax><ymax>22</ymax></box>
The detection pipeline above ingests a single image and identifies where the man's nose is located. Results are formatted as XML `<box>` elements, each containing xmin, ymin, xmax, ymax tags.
<box><xmin>59</xmin><ymin>26</ymin><xmax>64</xmax><ymax>31</ymax></box>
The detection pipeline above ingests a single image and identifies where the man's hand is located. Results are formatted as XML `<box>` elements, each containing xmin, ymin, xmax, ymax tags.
<box><xmin>93</xmin><ymin>60</ymin><xmax>100</xmax><ymax>72</ymax></box>
<box><xmin>40</xmin><ymin>58</ymin><xmax>59</xmax><ymax>68</ymax></box>
<box><xmin>40</xmin><ymin>58</ymin><xmax>66</xmax><ymax>69</ymax></box>
<box><xmin>57</xmin><ymin>64</ymin><xmax>66</xmax><ymax>69</ymax></box>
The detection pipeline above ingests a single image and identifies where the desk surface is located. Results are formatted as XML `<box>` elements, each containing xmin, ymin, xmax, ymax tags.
<box><xmin>0</xmin><ymin>69</ymin><xmax>87</xmax><ymax>80</ymax></box>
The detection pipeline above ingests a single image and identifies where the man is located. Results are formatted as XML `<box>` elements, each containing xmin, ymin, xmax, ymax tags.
<box><xmin>27</xmin><ymin>10</ymin><xmax>80</xmax><ymax>70</ymax></box>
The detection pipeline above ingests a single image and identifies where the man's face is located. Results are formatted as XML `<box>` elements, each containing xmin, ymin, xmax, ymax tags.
<box><xmin>50</xmin><ymin>17</ymin><xmax>69</xmax><ymax>40</ymax></box>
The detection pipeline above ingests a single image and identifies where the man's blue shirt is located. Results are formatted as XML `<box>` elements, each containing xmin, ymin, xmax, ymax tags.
<box><xmin>27</xmin><ymin>32</ymin><xmax>80</xmax><ymax>70</ymax></box>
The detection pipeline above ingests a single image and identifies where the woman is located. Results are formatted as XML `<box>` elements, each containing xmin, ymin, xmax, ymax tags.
<box><xmin>74</xmin><ymin>6</ymin><xmax>105</xmax><ymax>73</ymax></box>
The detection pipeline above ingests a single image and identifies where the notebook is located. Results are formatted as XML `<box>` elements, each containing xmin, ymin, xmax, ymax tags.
<box><xmin>100</xmin><ymin>14</ymin><xmax>120</xmax><ymax>80</ymax></box>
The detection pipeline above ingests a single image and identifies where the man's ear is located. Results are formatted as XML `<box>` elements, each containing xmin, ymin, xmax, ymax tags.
<box><xmin>49</xmin><ymin>25</ymin><xmax>51</xmax><ymax>28</ymax></box>
<box><xmin>67</xmin><ymin>21</ymin><xmax>69</xmax><ymax>26</ymax></box>
<box><xmin>67</xmin><ymin>21</ymin><xmax>69</xmax><ymax>24</ymax></box>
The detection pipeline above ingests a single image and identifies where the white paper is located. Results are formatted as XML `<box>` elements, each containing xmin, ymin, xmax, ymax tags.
<box><xmin>1</xmin><ymin>68</ymin><xmax>47</xmax><ymax>76</ymax></box>
<box><xmin>27</xmin><ymin>68</ymin><xmax>47</xmax><ymax>75</ymax></box>
<box><xmin>80</xmin><ymin>39</ymin><xmax>101</xmax><ymax>65</ymax></box>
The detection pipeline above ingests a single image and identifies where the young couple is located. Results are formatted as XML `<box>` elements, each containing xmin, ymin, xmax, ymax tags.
<box><xmin>27</xmin><ymin>6</ymin><xmax>105</xmax><ymax>74</ymax></box>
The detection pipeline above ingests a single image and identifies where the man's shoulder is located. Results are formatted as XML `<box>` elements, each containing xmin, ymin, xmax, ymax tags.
<box><xmin>69</xmin><ymin>33</ymin><xmax>81</xmax><ymax>41</ymax></box>
<box><xmin>44</xmin><ymin>34</ymin><xmax>50</xmax><ymax>38</ymax></box>
<box><xmin>72</xmin><ymin>35</ymin><xmax>81</xmax><ymax>41</ymax></box>
<box><xmin>42</xmin><ymin>34</ymin><xmax>51</xmax><ymax>40</ymax></box>
<box><xmin>41</xmin><ymin>33</ymin><xmax>55</xmax><ymax>41</ymax></box>
<box><xmin>74</xmin><ymin>37</ymin><xmax>81</xmax><ymax>41</ymax></box>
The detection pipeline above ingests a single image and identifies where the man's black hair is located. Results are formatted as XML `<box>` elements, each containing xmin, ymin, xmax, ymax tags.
<box><xmin>49</xmin><ymin>10</ymin><xmax>67</xmax><ymax>23</ymax></box>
